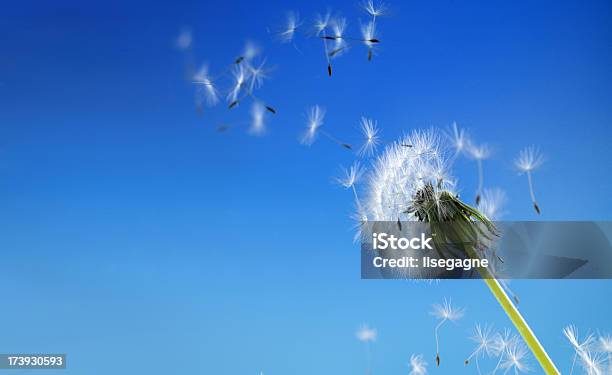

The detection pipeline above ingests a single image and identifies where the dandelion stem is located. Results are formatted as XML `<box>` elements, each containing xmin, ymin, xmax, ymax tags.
<box><xmin>569</xmin><ymin>352</ymin><xmax>577</xmax><ymax>375</ymax></box>
<box><xmin>434</xmin><ymin>319</ymin><xmax>446</xmax><ymax>366</ymax></box>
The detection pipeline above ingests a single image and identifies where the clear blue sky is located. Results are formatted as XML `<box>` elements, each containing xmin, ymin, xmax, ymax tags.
<box><xmin>0</xmin><ymin>0</ymin><xmax>611</xmax><ymax>374</ymax></box>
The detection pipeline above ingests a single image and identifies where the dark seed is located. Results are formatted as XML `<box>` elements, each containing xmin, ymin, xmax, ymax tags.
<box><xmin>533</xmin><ymin>203</ymin><xmax>541</xmax><ymax>215</ymax></box>
<box><xmin>327</xmin><ymin>64</ymin><xmax>332</xmax><ymax>77</ymax></box>
<box><xmin>475</xmin><ymin>194</ymin><xmax>481</xmax><ymax>205</ymax></box>
<box><xmin>369</xmin><ymin>38</ymin><xmax>380</xmax><ymax>43</ymax></box>
<box><xmin>341</xmin><ymin>143</ymin><xmax>352</xmax><ymax>150</ymax></box>
<box><xmin>235</xmin><ymin>56</ymin><xmax>244</xmax><ymax>64</ymax></box>
<box><xmin>464</xmin><ymin>360</ymin><xmax>469</xmax><ymax>365</ymax></box>
<box><xmin>436</xmin><ymin>354</ymin><xmax>440</xmax><ymax>367</ymax></box>
<box><xmin>265</xmin><ymin>106</ymin><xmax>276</xmax><ymax>114</ymax></box>
<box><xmin>228</xmin><ymin>100</ymin><xmax>239</xmax><ymax>109</ymax></box>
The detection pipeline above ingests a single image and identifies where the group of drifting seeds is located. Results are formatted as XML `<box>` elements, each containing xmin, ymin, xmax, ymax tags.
<box><xmin>176</xmin><ymin>0</ymin><xmax>386</xmax><ymax>136</ymax></box>
<box><xmin>351</xmin><ymin>302</ymin><xmax>612</xmax><ymax>375</ymax></box>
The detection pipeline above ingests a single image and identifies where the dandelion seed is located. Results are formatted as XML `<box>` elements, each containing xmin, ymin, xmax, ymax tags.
<box><xmin>175</xmin><ymin>28</ymin><xmax>192</xmax><ymax>50</ymax></box>
<box><xmin>247</xmin><ymin>59</ymin><xmax>269</xmax><ymax>94</ymax></box>
<box><xmin>314</xmin><ymin>12</ymin><xmax>333</xmax><ymax>76</ymax></box>
<box><xmin>467</xmin><ymin>142</ymin><xmax>490</xmax><ymax>205</ymax></box>
<box><xmin>249</xmin><ymin>101</ymin><xmax>266</xmax><ymax>135</ymax></box>
<box><xmin>578</xmin><ymin>349</ymin><xmax>605</xmax><ymax>375</ymax></box>
<box><xmin>431</xmin><ymin>298</ymin><xmax>464</xmax><ymax>366</ymax></box>
<box><xmin>265</xmin><ymin>105</ymin><xmax>276</xmax><ymax>114</ymax></box>
<box><xmin>444</xmin><ymin>121</ymin><xmax>468</xmax><ymax>164</ymax></box>
<box><xmin>501</xmin><ymin>340</ymin><xmax>530</xmax><ymax>374</ymax></box>
<box><xmin>192</xmin><ymin>64</ymin><xmax>219</xmax><ymax>106</ymax></box>
<box><xmin>465</xmin><ymin>324</ymin><xmax>495</xmax><ymax>374</ymax></box>
<box><xmin>514</xmin><ymin>146</ymin><xmax>544</xmax><ymax>215</ymax></box>
<box><xmin>362</xmin><ymin>0</ymin><xmax>387</xmax><ymax>18</ymax></box>
<box><xmin>358</xmin><ymin>117</ymin><xmax>381</xmax><ymax>156</ymax></box>
<box><xmin>330</xmin><ymin>17</ymin><xmax>348</xmax><ymax>58</ymax></box>
<box><xmin>278</xmin><ymin>11</ymin><xmax>301</xmax><ymax>43</ymax></box>
<box><xmin>356</xmin><ymin>325</ymin><xmax>377</xmax><ymax>375</ymax></box>
<box><xmin>361</xmin><ymin>21</ymin><xmax>377</xmax><ymax>61</ymax></box>
<box><xmin>300</xmin><ymin>105</ymin><xmax>325</xmax><ymax>145</ymax></box>
<box><xmin>337</xmin><ymin>162</ymin><xmax>364</xmax><ymax>189</ymax></box>
<box><xmin>236</xmin><ymin>41</ymin><xmax>260</xmax><ymax>64</ymax></box>
<box><xmin>490</xmin><ymin>329</ymin><xmax>519</xmax><ymax>374</ymax></box>
<box><xmin>409</xmin><ymin>354</ymin><xmax>428</xmax><ymax>375</ymax></box>
<box><xmin>564</xmin><ymin>325</ymin><xmax>596</xmax><ymax>375</ymax></box>
<box><xmin>227</xmin><ymin>63</ymin><xmax>249</xmax><ymax>106</ymax></box>
<box><xmin>478</xmin><ymin>188</ymin><xmax>507</xmax><ymax>221</ymax></box>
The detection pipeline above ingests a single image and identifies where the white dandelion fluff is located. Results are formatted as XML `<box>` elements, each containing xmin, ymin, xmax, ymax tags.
<box><xmin>358</xmin><ymin>117</ymin><xmax>381</xmax><ymax>156</ymax></box>
<box><xmin>501</xmin><ymin>340</ymin><xmax>530</xmax><ymax>374</ymax></box>
<box><xmin>278</xmin><ymin>11</ymin><xmax>301</xmax><ymax>43</ymax></box>
<box><xmin>491</xmin><ymin>329</ymin><xmax>519</xmax><ymax>374</ymax></box>
<box><xmin>239</xmin><ymin>41</ymin><xmax>260</xmax><ymax>63</ymax></box>
<box><xmin>337</xmin><ymin>162</ymin><xmax>364</xmax><ymax>189</ymax></box>
<box><xmin>361</xmin><ymin>20</ymin><xmax>378</xmax><ymax>61</ymax></box>
<box><xmin>192</xmin><ymin>64</ymin><xmax>219</xmax><ymax>106</ymax></box>
<box><xmin>175</xmin><ymin>28</ymin><xmax>192</xmax><ymax>50</ymax></box>
<box><xmin>356</xmin><ymin>325</ymin><xmax>377</xmax><ymax>375</ymax></box>
<box><xmin>514</xmin><ymin>146</ymin><xmax>545</xmax><ymax>215</ymax></box>
<box><xmin>564</xmin><ymin>325</ymin><xmax>596</xmax><ymax>375</ymax></box>
<box><xmin>362</xmin><ymin>0</ymin><xmax>387</xmax><ymax>18</ymax></box>
<box><xmin>247</xmin><ymin>59</ymin><xmax>269</xmax><ymax>94</ymax></box>
<box><xmin>330</xmin><ymin>17</ymin><xmax>348</xmax><ymax>57</ymax></box>
<box><xmin>465</xmin><ymin>324</ymin><xmax>495</xmax><ymax>374</ymax></box>
<box><xmin>477</xmin><ymin>188</ymin><xmax>507</xmax><ymax>221</ymax></box>
<box><xmin>228</xmin><ymin>63</ymin><xmax>249</xmax><ymax>105</ymax></box>
<box><xmin>431</xmin><ymin>298</ymin><xmax>465</xmax><ymax>366</ymax></box>
<box><xmin>467</xmin><ymin>142</ymin><xmax>491</xmax><ymax>205</ymax></box>
<box><xmin>249</xmin><ymin>101</ymin><xmax>266</xmax><ymax>135</ymax></box>
<box><xmin>578</xmin><ymin>349</ymin><xmax>605</xmax><ymax>375</ymax></box>
<box><xmin>445</xmin><ymin>121</ymin><xmax>468</xmax><ymax>163</ymax></box>
<box><xmin>363</xmin><ymin>129</ymin><xmax>454</xmax><ymax>223</ymax></box>
<box><xmin>300</xmin><ymin>105</ymin><xmax>325</xmax><ymax>145</ymax></box>
<box><xmin>409</xmin><ymin>354</ymin><xmax>428</xmax><ymax>375</ymax></box>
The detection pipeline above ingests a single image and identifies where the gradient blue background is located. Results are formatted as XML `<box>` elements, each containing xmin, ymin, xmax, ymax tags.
<box><xmin>1</xmin><ymin>0</ymin><xmax>611</xmax><ymax>373</ymax></box>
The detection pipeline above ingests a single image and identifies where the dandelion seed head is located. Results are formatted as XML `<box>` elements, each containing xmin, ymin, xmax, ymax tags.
<box><xmin>300</xmin><ymin>105</ymin><xmax>325</xmax><ymax>145</ymax></box>
<box><xmin>337</xmin><ymin>162</ymin><xmax>364</xmax><ymax>189</ymax></box>
<box><xmin>409</xmin><ymin>354</ymin><xmax>428</xmax><ymax>375</ymax></box>
<box><xmin>363</xmin><ymin>129</ymin><xmax>454</xmax><ymax>221</ymax></box>
<box><xmin>249</xmin><ymin>101</ymin><xmax>266</xmax><ymax>135</ymax></box>
<box><xmin>501</xmin><ymin>340</ymin><xmax>530</xmax><ymax>374</ymax></box>
<box><xmin>478</xmin><ymin>188</ymin><xmax>507</xmax><ymax>221</ymax></box>
<box><xmin>175</xmin><ymin>28</ymin><xmax>192</xmax><ymax>50</ymax></box>
<box><xmin>358</xmin><ymin>117</ymin><xmax>380</xmax><ymax>156</ymax></box>
<box><xmin>514</xmin><ymin>146</ymin><xmax>544</xmax><ymax>173</ymax></box>
<box><xmin>430</xmin><ymin>298</ymin><xmax>464</xmax><ymax>322</ymax></box>
<box><xmin>356</xmin><ymin>325</ymin><xmax>377</xmax><ymax>342</ymax></box>
<box><xmin>193</xmin><ymin>64</ymin><xmax>219</xmax><ymax>106</ymax></box>
<box><xmin>362</xmin><ymin>0</ymin><xmax>387</xmax><ymax>17</ymax></box>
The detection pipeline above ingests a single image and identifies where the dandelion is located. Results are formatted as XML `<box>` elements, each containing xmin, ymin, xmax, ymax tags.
<box><xmin>564</xmin><ymin>325</ymin><xmax>595</xmax><ymax>375</ymax></box>
<box><xmin>478</xmin><ymin>188</ymin><xmax>507</xmax><ymax>221</ymax></box>
<box><xmin>501</xmin><ymin>340</ymin><xmax>530</xmax><ymax>374</ymax></box>
<box><xmin>356</xmin><ymin>325</ymin><xmax>377</xmax><ymax>374</ymax></box>
<box><xmin>354</xmin><ymin>130</ymin><xmax>560</xmax><ymax>374</ymax></box>
<box><xmin>467</xmin><ymin>142</ymin><xmax>491</xmax><ymax>205</ymax></box>
<box><xmin>465</xmin><ymin>324</ymin><xmax>495</xmax><ymax>374</ymax></box>
<box><xmin>249</xmin><ymin>101</ymin><xmax>266</xmax><ymax>135</ymax></box>
<box><xmin>192</xmin><ymin>64</ymin><xmax>219</xmax><ymax>106</ymax></box>
<box><xmin>362</xmin><ymin>0</ymin><xmax>387</xmax><ymax>19</ymax></box>
<box><xmin>514</xmin><ymin>146</ymin><xmax>545</xmax><ymax>215</ymax></box>
<box><xmin>430</xmin><ymin>298</ymin><xmax>464</xmax><ymax>366</ymax></box>
<box><xmin>175</xmin><ymin>28</ymin><xmax>192</xmax><ymax>51</ymax></box>
<box><xmin>337</xmin><ymin>162</ymin><xmax>365</xmax><ymax>216</ymax></box>
<box><xmin>278</xmin><ymin>11</ymin><xmax>301</xmax><ymax>43</ymax></box>
<box><xmin>227</xmin><ymin>63</ymin><xmax>249</xmax><ymax>107</ymax></box>
<box><xmin>491</xmin><ymin>329</ymin><xmax>519</xmax><ymax>374</ymax></box>
<box><xmin>409</xmin><ymin>354</ymin><xmax>428</xmax><ymax>375</ymax></box>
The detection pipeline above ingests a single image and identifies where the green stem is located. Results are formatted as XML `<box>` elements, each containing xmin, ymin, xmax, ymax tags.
<box><xmin>482</xmin><ymin>277</ymin><xmax>560</xmax><ymax>374</ymax></box>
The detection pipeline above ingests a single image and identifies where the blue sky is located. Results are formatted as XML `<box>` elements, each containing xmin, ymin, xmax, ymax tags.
<box><xmin>0</xmin><ymin>0</ymin><xmax>611</xmax><ymax>373</ymax></box>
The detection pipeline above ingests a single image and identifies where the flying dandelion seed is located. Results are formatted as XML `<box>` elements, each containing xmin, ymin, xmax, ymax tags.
<box><xmin>246</xmin><ymin>59</ymin><xmax>269</xmax><ymax>94</ymax></box>
<box><xmin>300</xmin><ymin>105</ymin><xmax>325</xmax><ymax>145</ymax></box>
<box><xmin>409</xmin><ymin>354</ymin><xmax>428</xmax><ymax>375</ymax></box>
<box><xmin>444</xmin><ymin>121</ymin><xmax>468</xmax><ymax>164</ymax></box>
<box><xmin>564</xmin><ymin>325</ymin><xmax>596</xmax><ymax>375</ymax></box>
<box><xmin>236</xmin><ymin>41</ymin><xmax>260</xmax><ymax>65</ymax></box>
<box><xmin>330</xmin><ymin>17</ymin><xmax>348</xmax><ymax>59</ymax></box>
<box><xmin>578</xmin><ymin>349</ymin><xmax>605</xmax><ymax>375</ymax></box>
<box><xmin>467</xmin><ymin>142</ymin><xmax>491</xmax><ymax>205</ymax></box>
<box><xmin>501</xmin><ymin>340</ymin><xmax>530</xmax><ymax>374</ymax></box>
<box><xmin>192</xmin><ymin>64</ymin><xmax>219</xmax><ymax>107</ymax></box>
<box><xmin>358</xmin><ymin>117</ymin><xmax>381</xmax><ymax>156</ymax></box>
<box><xmin>278</xmin><ymin>11</ymin><xmax>301</xmax><ymax>43</ymax></box>
<box><xmin>362</xmin><ymin>0</ymin><xmax>387</xmax><ymax>19</ymax></box>
<box><xmin>430</xmin><ymin>298</ymin><xmax>464</xmax><ymax>366</ymax></box>
<box><xmin>490</xmin><ymin>329</ymin><xmax>519</xmax><ymax>374</ymax></box>
<box><xmin>514</xmin><ymin>146</ymin><xmax>545</xmax><ymax>215</ymax></box>
<box><xmin>356</xmin><ymin>325</ymin><xmax>377</xmax><ymax>375</ymax></box>
<box><xmin>249</xmin><ymin>101</ymin><xmax>266</xmax><ymax>135</ymax></box>
<box><xmin>227</xmin><ymin>63</ymin><xmax>249</xmax><ymax>107</ymax></box>
<box><xmin>314</xmin><ymin>11</ymin><xmax>333</xmax><ymax>76</ymax></box>
<box><xmin>464</xmin><ymin>324</ymin><xmax>495</xmax><ymax>374</ymax></box>
<box><xmin>477</xmin><ymin>188</ymin><xmax>507</xmax><ymax>221</ymax></box>
<box><xmin>175</xmin><ymin>28</ymin><xmax>192</xmax><ymax>51</ymax></box>
<box><xmin>598</xmin><ymin>335</ymin><xmax>612</xmax><ymax>370</ymax></box>
<box><xmin>361</xmin><ymin>20</ymin><xmax>378</xmax><ymax>61</ymax></box>
<box><xmin>337</xmin><ymin>161</ymin><xmax>365</xmax><ymax>215</ymax></box>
